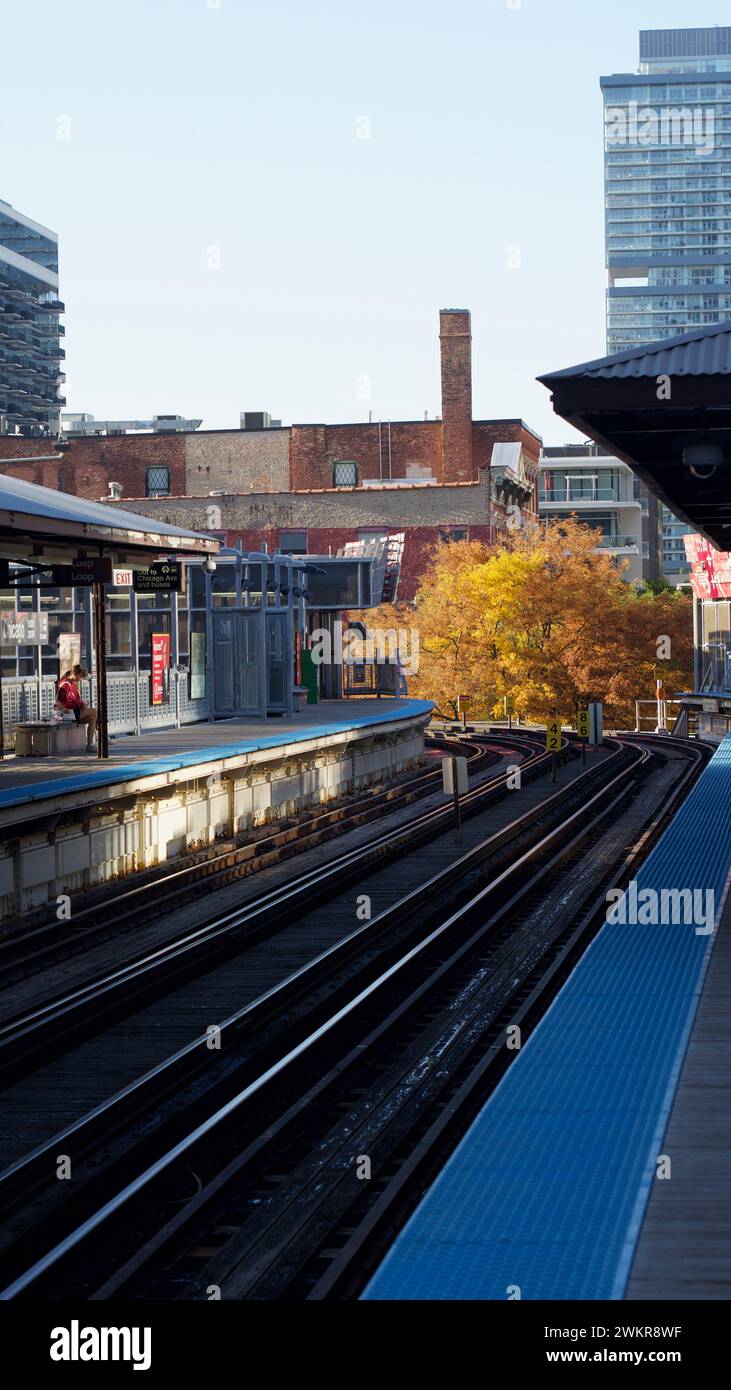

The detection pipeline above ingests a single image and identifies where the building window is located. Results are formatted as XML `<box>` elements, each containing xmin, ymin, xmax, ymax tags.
<box><xmin>333</xmin><ymin>460</ymin><xmax>358</xmax><ymax>488</ymax></box>
<box><xmin>146</xmin><ymin>466</ymin><xmax>170</xmax><ymax>497</ymax></box>
<box><xmin>279</xmin><ymin>529</ymin><xmax>308</xmax><ymax>554</ymax></box>
<box><xmin>438</xmin><ymin>527</ymin><xmax>468</xmax><ymax>543</ymax></box>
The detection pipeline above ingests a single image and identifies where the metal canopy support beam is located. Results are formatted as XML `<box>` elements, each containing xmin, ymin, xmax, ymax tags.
<box><xmin>93</xmin><ymin>579</ymin><xmax>110</xmax><ymax>759</ymax></box>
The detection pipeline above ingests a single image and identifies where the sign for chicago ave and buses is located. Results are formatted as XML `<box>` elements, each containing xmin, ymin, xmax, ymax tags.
<box><xmin>133</xmin><ymin>561</ymin><xmax>184</xmax><ymax>594</ymax></box>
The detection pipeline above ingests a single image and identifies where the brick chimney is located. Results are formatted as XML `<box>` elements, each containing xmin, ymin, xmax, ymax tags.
<box><xmin>439</xmin><ymin>308</ymin><xmax>473</xmax><ymax>483</ymax></box>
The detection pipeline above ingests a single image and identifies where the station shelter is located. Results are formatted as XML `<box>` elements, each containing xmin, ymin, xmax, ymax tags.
<box><xmin>0</xmin><ymin>547</ymin><xmax>315</xmax><ymax>748</ymax></box>
<box><xmin>1</xmin><ymin>484</ymin><xmax>403</xmax><ymax>757</ymax></box>
<box><xmin>539</xmin><ymin>322</ymin><xmax>731</xmax><ymax>741</ymax></box>
<box><xmin>0</xmin><ymin>472</ymin><xmax>217</xmax><ymax>756</ymax></box>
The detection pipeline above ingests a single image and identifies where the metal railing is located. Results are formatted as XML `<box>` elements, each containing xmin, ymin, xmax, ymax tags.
<box><xmin>1</xmin><ymin>671</ymin><xmax>211</xmax><ymax>751</ymax></box>
<box><xmin>634</xmin><ymin>698</ymin><xmax>688</xmax><ymax>734</ymax></box>
<box><xmin>342</xmin><ymin>660</ymin><xmax>406</xmax><ymax>699</ymax></box>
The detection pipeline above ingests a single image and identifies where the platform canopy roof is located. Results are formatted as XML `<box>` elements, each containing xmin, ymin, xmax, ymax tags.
<box><xmin>0</xmin><ymin>473</ymin><xmax>218</xmax><ymax>565</ymax></box>
<box><xmin>538</xmin><ymin>323</ymin><xmax>731</xmax><ymax>550</ymax></box>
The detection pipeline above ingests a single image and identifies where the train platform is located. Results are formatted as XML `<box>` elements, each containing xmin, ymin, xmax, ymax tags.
<box><xmin>363</xmin><ymin>733</ymin><xmax>731</xmax><ymax>1301</ymax></box>
<box><xmin>0</xmin><ymin>699</ymin><xmax>432</xmax><ymax>917</ymax></box>
<box><xmin>625</xmin><ymin>879</ymin><xmax>731</xmax><ymax>1300</ymax></box>
<box><xmin>0</xmin><ymin>699</ymin><xmax>430</xmax><ymax>812</ymax></box>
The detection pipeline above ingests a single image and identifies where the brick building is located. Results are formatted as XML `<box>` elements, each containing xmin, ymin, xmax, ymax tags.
<box><xmin>0</xmin><ymin>309</ymin><xmax>541</xmax><ymax>599</ymax></box>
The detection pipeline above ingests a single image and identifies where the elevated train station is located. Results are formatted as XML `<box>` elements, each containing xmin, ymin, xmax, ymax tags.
<box><xmin>0</xmin><ymin>326</ymin><xmax>730</xmax><ymax>1310</ymax></box>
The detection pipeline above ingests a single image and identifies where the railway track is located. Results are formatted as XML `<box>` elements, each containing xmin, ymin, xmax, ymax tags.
<box><xmin>0</xmin><ymin>732</ymin><xmax>708</xmax><ymax>1300</ymax></box>
<box><xmin>0</xmin><ymin>732</ymin><xmax>499</xmax><ymax>983</ymax></box>
<box><xmin>0</xmin><ymin>731</ymin><xmax>558</xmax><ymax>1078</ymax></box>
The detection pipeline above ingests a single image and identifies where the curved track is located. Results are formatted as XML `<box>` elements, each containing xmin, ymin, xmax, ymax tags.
<box><xmin>0</xmin><ymin>733</ymin><xmax>708</xmax><ymax>1300</ymax></box>
<box><xmin>0</xmin><ymin>733</ymin><xmax>497</xmax><ymax>981</ymax></box>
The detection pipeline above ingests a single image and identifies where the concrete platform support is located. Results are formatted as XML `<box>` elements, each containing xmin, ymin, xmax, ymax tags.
<box><xmin>0</xmin><ymin>717</ymin><xmax>427</xmax><ymax>920</ymax></box>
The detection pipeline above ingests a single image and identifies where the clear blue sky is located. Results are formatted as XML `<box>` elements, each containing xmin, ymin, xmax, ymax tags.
<box><xmin>3</xmin><ymin>0</ymin><xmax>727</xmax><ymax>443</ymax></box>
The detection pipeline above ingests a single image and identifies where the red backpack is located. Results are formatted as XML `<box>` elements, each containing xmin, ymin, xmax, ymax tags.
<box><xmin>57</xmin><ymin>678</ymin><xmax>83</xmax><ymax>712</ymax></box>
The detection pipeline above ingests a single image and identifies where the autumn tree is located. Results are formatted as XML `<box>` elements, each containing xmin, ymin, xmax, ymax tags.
<box><xmin>353</xmin><ymin>520</ymin><xmax>693</xmax><ymax>726</ymax></box>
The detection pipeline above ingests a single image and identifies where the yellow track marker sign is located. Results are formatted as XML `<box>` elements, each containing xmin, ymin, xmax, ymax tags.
<box><xmin>546</xmin><ymin>719</ymin><xmax>562</xmax><ymax>752</ymax></box>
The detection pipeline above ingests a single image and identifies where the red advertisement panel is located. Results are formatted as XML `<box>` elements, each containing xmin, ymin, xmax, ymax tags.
<box><xmin>151</xmin><ymin>633</ymin><xmax>171</xmax><ymax>705</ymax></box>
<box><xmin>684</xmin><ymin>536</ymin><xmax>731</xmax><ymax>600</ymax></box>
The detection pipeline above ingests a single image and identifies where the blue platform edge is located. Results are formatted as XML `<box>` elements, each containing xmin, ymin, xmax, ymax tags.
<box><xmin>0</xmin><ymin>700</ymin><xmax>434</xmax><ymax>811</ymax></box>
<box><xmin>363</xmin><ymin>734</ymin><xmax>731</xmax><ymax>1301</ymax></box>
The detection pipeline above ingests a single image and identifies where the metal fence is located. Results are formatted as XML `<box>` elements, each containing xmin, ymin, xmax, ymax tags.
<box><xmin>634</xmin><ymin>698</ymin><xmax>686</xmax><ymax>734</ymax></box>
<box><xmin>1</xmin><ymin>671</ymin><xmax>211</xmax><ymax>749</ymax></box>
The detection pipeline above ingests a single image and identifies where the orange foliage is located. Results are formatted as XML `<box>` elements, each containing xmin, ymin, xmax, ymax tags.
<box><xmin>355</xmin><ymin>520</ymin><xmax>693</xmax><ymax>725</ymax></box>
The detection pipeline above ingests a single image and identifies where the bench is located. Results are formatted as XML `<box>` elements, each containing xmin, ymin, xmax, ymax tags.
<box><xmin>14</xmin><ymin>721</ymin><xmax>87</xmax><ymax>757</ymax></box>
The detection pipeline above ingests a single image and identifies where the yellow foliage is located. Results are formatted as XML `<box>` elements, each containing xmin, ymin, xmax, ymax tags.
<box><xmin>354</xmin><ymin>521</ymin><xmax>694</xmax><ymax>725</ymax></box>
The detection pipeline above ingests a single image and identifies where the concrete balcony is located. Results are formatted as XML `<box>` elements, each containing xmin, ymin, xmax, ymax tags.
<box><xmin>539</xmin><ymin>494</ymin><xmax>641</xmax><ymax>509</ymax></box>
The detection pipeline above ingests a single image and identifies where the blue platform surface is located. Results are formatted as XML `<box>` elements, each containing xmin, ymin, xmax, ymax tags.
<box><xmin>364</xmin><ymin>734</ymin><xmax>731</xmax><ymax>1301</ymax></box>
<box><xmin>0</xmin><ymin>700</ymin><xmax>433</xmax><ymax>812</ymax></box>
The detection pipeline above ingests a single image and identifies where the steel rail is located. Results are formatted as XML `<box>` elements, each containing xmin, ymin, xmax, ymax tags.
<box><xmin>0</xmin><ymin>733</ymin><xmax>557</xmax><ymax>1077</ymax></box>
<box><xmin>0</xmin><ymin>739</ymin><xmax>659</xmax><ymax>1299</ymax></box>
<box><xmin>0</xmin><ymin>732</ymin><xmax>493</xmax><ymax>972</ymax></box>
<box><xmin>0</xmin><ymin>738</ymin><xmax>636</xmax><ymax>1213</ymax></box>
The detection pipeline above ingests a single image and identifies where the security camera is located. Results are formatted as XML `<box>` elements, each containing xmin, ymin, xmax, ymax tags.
<box><xmin>204</xmin><ymin>556</ymin><xmax>217</xmax><ymax>574</ymax></box>
<box><xmin>683</xmin><ymin>441</ymin><xmax>722</xmax><ymax>480</ymax></box>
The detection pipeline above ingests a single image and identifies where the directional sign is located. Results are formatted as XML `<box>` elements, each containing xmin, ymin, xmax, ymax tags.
<box><xmin>133</xmin><ymin>562</ymin><xmax>183</xmax><ymax>595</ymax></box>
<box><xmin>1</xmin><ymin>612</ymin><xmax>49</xmax><ymax>644</ymax></box>
<box><xmin>546</xmin><ymin>719</ymin><xmax>562</xmax><ymax>752</ymax></box>
<box><xmin>576</xmin><ymin>706</ymin><xmax>590</xmax><ymax>739</ymax></box>
<box><xmin>51</xmin><ymin>557</ymin><xmax>113</xmax><ymax>586</ymax></box>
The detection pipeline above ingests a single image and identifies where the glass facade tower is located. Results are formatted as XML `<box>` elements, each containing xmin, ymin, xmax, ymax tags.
<box><xmin>0</xmin><ymin>199</ymin><xmax>65</xmax><ymax>436</ymax></box>
<box><xmin>602</xmin><ymin>28</ymin><xmax>731</xmax><ymax>350</ymax></box>
<box><xmin>601</xmin><ymin>28</ymin><xmax>731</xmax><ymax>583</ymax></box>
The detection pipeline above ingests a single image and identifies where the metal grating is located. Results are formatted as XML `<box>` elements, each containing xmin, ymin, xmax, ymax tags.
<box><xmin>333</xmin><ymin>460</ymin><xmax>358</xmax><ymax>487</ymax></box>
<box><xmin>640</xmin><ymin>27</ymin><xmax>731</xmax><ymax>60</ymax></box>
<box><xmin>145</xmin><ymin>466</ymin><xmax>171</xmax><ymax>496</ymax></box>
<box><xmin>364</xmin><ymin>736</ymin><xmax>731</xmax><ymax>1301</ymax></box>
<box><xmin>1</xmin><ymin>672</ymin><xmax>209</xmax><ymax>746</ymax></box>
<box><xmin>107</xmin><ymin>677</ymin><xmax>137</xmax><ymax>734</ymax></box>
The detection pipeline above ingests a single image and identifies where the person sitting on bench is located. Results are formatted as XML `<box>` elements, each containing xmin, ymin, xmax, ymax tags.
<box><xmin>56</xmin><ymin>666</ymin><xmax>98</xmax><ymax>751</ymax></box>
